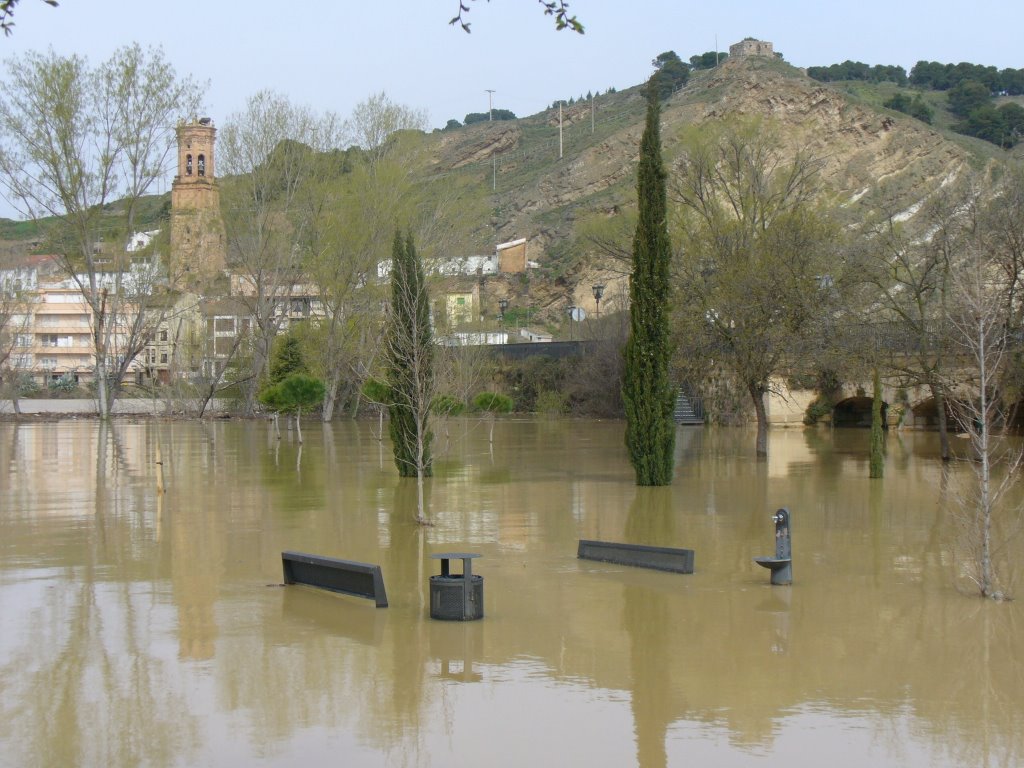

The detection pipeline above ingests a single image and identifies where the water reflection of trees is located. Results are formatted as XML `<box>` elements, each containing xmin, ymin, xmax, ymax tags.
<box><xmin>0</xmin><ymin>424</ymin><xmax>200</xmax><ymax>765</ymax></box>
<box><xmin>2</xmin><ymin>421</ymin><xmax>1023</xmax><ymax>766</ymax></box>
<box><xmin>624</xmin><ymin>489</ymin><xmax>675</xmax><ymax>768</ymax></box>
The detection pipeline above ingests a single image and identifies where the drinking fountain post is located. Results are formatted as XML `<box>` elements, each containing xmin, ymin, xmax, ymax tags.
<box><xmin>754</xmin><ymin>508</ymin><xmax>792</xmax><ymax>585</ymax></box>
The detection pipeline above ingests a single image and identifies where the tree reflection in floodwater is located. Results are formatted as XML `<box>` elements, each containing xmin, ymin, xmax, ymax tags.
<box><xmin>0</xmin><ymin>419</ymin><xmax>1021</xmax><ymax>767</ymax></box>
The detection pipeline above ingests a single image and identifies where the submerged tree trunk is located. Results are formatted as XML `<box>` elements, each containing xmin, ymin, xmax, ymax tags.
<box><xmin>96</xmin><ymin>367</ymin><xmax>111</xmax><ymax>420</ymax></box>
<box><xmin>870</xmin><ymin>368</ymin><xmax>885</xmax><ymax>479</ymax></box>
<box><xmin>197</xmin><ymin>383</ymin><xmax>216</xmax><ymax>419</ymax></box>
<box><xmin>749</xmin><ymin>381</ymin><xmax>768</xmax><ymax>458</ymax></box>
<box><xmin>321</xmin><ymin>374</ymin><xmax>340</xmax><ymax>422</ymax></box>
<box><xmin>931</xmin><ymin>381</ymin><xmax>952</xmax><ymax>461</ymax></box>
<box><xmin>977</xmin><ymin>397</ymin><xmax>994</xmax><ymax>597</ymax></box>
<box><xmin>415</xmin><ymin>422</ymin><xmax>429</xmax><ymax>525</ymax></box>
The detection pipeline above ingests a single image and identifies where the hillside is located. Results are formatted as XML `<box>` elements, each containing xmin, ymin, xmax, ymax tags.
<box><xmin>4</xmin><ymin>56</ymin><xmax>1017</xmax><ymax>326</ymax></box>
<box><xmin>419</xmin><ymin>55</ymin><xmax>1013</xmax><ymax>322</ymax></box>
<box><xmin>0</xmin><ymin>193</ymin><xmax>170</xmax><ymax>260</ymax></box>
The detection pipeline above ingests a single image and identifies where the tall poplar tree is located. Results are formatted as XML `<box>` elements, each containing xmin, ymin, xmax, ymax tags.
<box><xmin>623</xmin><ymin>80</ymin><xmax>675</xmax><ymax>486</ymax></box>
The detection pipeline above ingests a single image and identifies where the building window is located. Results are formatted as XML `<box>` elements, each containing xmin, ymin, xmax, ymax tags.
<box><xmin>198</xmin><ymin>154</ymin><xmax>206</xmax><ymax>176</ymax></box>
<box><xmin>160</xmin><ymin>352</ymin><xmax>168</xmax><ymax>364</ymax></box>
<box><xmin>186</xmin><ymin>154</ymin><xmax>193</xmax><ymax>175</ymax></box>
<box><xmin>41</xmin><ymin>334</ymin><xmax>74</xmax><ymax>348</ymax></box>
<box><xmin>214</xmin><ymin>336</ymin><xmax>235</xmax><ymax>356</ymax></box>
<box><xmin>213</xmin><ymin>316</ymin><xmax>235</xmax><ymax>334</ymax></box>
<box><xmin>159</xmin><ymin>330</ymin><xmax>168</xmax><ymax>342</ymax></box>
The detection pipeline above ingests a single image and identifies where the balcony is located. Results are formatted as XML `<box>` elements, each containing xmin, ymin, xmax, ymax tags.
<box><xmin>33</xmin><ymin>342</ymin><xmax>92</xmax><ymax>354</ymax></box>
<box><xmin>32</xmin><ymin>322</ymin><xmax>92</xmax><ymax>334</ymax></box>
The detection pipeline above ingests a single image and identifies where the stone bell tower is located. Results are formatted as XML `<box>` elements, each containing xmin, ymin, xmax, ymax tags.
<box><xmin>170</xmin><ymin>117</ymin><xmax>226</xmax><ymax>287</ymax></box>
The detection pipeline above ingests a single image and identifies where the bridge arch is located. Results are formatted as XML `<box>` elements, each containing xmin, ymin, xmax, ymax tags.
<box><xmin>911</xmin><ymin>396</ymin><xmax>949</xmax><ymax>429</ymax></box>
<box><xmin>832</xmin><ymin>396</ymin><xmax>888</xmax><ymax>428</ymax></box>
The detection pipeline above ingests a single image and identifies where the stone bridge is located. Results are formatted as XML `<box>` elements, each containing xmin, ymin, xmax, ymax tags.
<box><xmin>765</xmin><ymin>380</ymin><xmax>952</xmax><ymax>429</ymax></box>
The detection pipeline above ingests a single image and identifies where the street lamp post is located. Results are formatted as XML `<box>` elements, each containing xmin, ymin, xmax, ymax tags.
<box><xmin>498</xmin><ymin>298</ymin><xmax>509</xmax><ymax>343</ymax></box>
<box><xmin>592</xmin><ymin>283</ymin><xmax>605</xmax><ymax>318</ymax></box>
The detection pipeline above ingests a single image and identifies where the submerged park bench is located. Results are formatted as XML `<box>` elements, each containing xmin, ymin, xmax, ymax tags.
<box><xmin>577</xmin><ymin>539</ymin><xmax>695</xmax><ymax>574</ymax></box>
<box><xmin>281</xmin><ymin>551</ymin><xmax>388</xmax><ymax>608</ymax></box>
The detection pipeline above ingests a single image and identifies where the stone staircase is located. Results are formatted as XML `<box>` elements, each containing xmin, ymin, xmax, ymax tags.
<box><xmin>674</xmin><ymin>387</ymin><xmax>704</xmax><ymax>425</ymax></box>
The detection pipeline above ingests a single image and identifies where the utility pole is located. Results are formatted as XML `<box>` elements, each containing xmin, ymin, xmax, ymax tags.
<box><xmin>559</xmin><ymin>101</ymin><xmax>563</xmax><ymax>159</ymax></box>
<box><xmin>590</xmin><ymin>92</ymin><xmax>594</xmax><ymax>134</ymax></box>
<box><xmin>486</xmin><ymin>89</ymin><xmax>496</xmax><ymax>190</ymax></box>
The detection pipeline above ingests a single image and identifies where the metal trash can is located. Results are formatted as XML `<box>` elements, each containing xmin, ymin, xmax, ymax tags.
<box><xmin>429</xmin><ymin>553</ymin><xmax>483</xmax><ymax>621</ymax></box>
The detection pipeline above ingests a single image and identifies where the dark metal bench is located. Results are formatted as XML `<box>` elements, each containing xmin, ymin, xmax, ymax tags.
<box><xmin>577</xmin><ymin>539</ymin><xmax>695</xmax><ymax>574</ymax></box>
<box><xmin>281</xmin><ymin>551</ymin><xmax>388</xmax><ymax>607</ymax></box>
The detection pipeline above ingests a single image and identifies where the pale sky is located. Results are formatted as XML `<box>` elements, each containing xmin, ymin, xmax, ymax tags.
<box><xmin>1</xmin><ymin>0</ymin><xmax>1021</xmax><ymax>218</ymax></box>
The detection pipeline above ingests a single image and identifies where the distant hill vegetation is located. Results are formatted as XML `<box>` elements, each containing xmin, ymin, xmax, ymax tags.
<box><xmin>809</xmin><ymin>59</ymin><xmax>1024</xmax><ymax>147</ymax></box>
<box><xmin>807</xmin><ymin>61</ymin><xmax>908</xmax><ymax>85</ymax></box>
<box><xmin>445</xmin><ymin>48</ymin><xmax>731</xmax><ymax>129</ymax></box>
<box><xmin>1</xmin><ymin>193</ymin><xmax>169</xmax><ymax>247</ymax></box>
<box><xmin>464</xmin><ymin>109</ymin><xmax>517</xmax><ymax>125</ymax></box>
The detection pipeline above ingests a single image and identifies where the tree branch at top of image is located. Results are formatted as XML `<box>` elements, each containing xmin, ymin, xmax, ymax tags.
<box><xmin>450</xmin><ymin>0</ymin><xmax>583</xmax><ymax>34</ymax></box>
<box><xmin>0</xmin><ymin>0</ymin><xmax>57</xmax><ymax>37</ymax></box>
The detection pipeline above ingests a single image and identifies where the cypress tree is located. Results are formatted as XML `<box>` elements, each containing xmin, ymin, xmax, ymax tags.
<box><xmin>385</xmin><ymin>230</ymin><xmax>434</xmax><ymax>478</ymax></box>
<box><xmin>623</xmin><ymin>80</ymin><xmax>676</xmax><ymax>486</ymax></box>
<box><xmin>269</xmin><ymin>333</ymin><xmax>305</xmax><ymax>384</ymax></box>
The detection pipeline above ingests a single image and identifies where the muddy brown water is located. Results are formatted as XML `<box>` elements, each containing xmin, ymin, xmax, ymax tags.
<box><xmin>1</xmin><ymin>418</ymin><xmax>1022</xmax><ymax>767</ymax></box>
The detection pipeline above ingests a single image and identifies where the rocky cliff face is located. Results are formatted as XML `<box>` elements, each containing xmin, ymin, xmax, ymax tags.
<box><xmin>691</xmin><ymin>59</ymin><xmax>975</xmax><ymax>216</ymax></box>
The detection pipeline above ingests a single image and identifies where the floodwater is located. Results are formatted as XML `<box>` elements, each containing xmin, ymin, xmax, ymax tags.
<box><xmin>1</xmin><ymin>418</ymin><xmax>1022</xmax><ymax>768</ymax></box>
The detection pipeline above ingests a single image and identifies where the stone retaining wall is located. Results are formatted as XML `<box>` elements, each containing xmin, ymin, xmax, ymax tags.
<box><xmin>0</xmin><ymin>398</ymin><xmax>230</xmax><ymax>415</ymax></box>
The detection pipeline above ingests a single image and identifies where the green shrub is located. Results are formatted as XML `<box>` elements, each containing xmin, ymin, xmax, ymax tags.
<box><xmin>16</xmin><ymin>375</ymin><xmax>40</xmax><ymax>397</ymax></box>
<box><xmin>432</xmin><ymin>393</ymin><xmax>465</xmax><ymax>416</ymax></box>
<box><xmin>361</xmin><ymin>377</ymin><xmax>391</xmax><ymax>404</ymax></box>
<box><xmin>536</xmin><ymin>390</ymin><xmax>568</xmax><ymax>414</ymax></box>
<box><xmin>472</xmin><ymin>391</ymin><xmax>514</xmax><ymax>414</ymax></box>
<box><xmin>803</xmin><ymin>395</ymin><xmax>834</xmax><ymax>425</ymax></box>
<box><xmin>48</xmin><ymin>374</ymin><xmax>77</xmax><ymax>394</ymax></box>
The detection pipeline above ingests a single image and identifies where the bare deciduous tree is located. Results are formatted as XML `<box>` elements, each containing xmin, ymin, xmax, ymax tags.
<box><xmin>0</xmin><ymin>254</ymin><xmax>34</xmax><ymax>412</ymax></box>
<box><xmin>346</xmin><ymin>91</ymin><xmax>427</xmax><ymax>167</ymax></box>
<box><xmin>0</xmin><ymin>45</ymin><xmax>200</xmax><ymax>417</ymax></box>
<box><xmin>671</xmin><ymin>117</ymin><xmax>840</xmax><ymax>456</ymax></box>
<box><xmin>303</xmin><ymin>93</ymin><xmax>472</xmax><ymax>421</ymax></box>
<box><xmin>944</xmin><ymin>233</ymin><xmax>1021</xmax><ymax>600</ymax></box>
<box><xmin>218</xmin><ymin>90</ymin><xmax>342</xmax><ymax>415</ymax></box>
